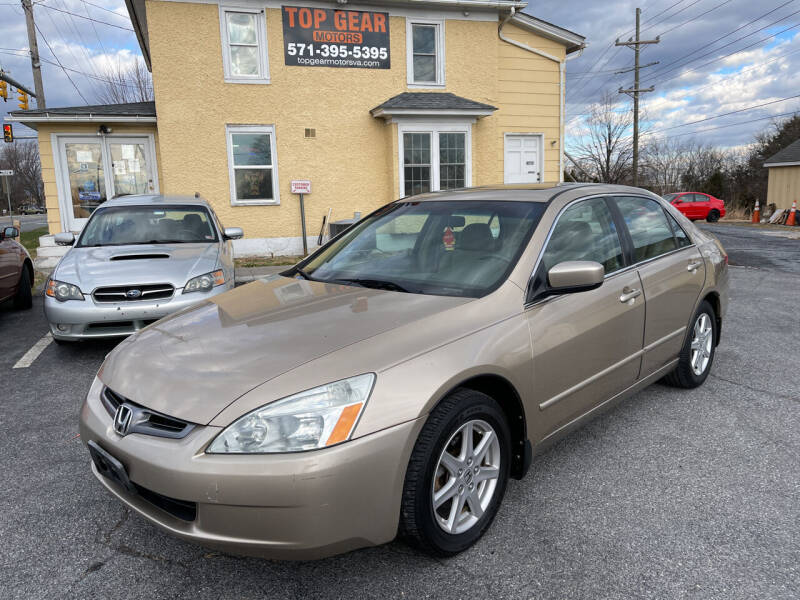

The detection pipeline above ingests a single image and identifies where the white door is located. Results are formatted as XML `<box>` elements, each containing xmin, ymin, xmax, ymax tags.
<box><xmin>57</xmin><ymin>136</ymin><xmax>158</xmax><ymax>231</ymax></box>
<box><xmin>504</xmin><ymin>134</ymin><xmax>542</xmax><ymax>184</ymax></box>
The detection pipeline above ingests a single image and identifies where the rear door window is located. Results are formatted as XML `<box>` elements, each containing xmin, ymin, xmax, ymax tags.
<box><xmin>614</xmin><ymin>197</ymin><xmax>678</xmax><ymax>262</ymax></box>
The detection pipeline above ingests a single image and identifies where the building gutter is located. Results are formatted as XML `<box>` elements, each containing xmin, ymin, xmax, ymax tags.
<box><xmin>763</xmin><ymin>161</ymin><xmax>800</xmax><ymax>168</ymax></box>
<box><xmin>4</xmin><ymin>114</ymin><xmax>157</xmax><ymax>130</ymax></box>
<box><xmin>498</xmin><ymin>8</ymin><xmax>585</xmax><ymax>183</ymax></box>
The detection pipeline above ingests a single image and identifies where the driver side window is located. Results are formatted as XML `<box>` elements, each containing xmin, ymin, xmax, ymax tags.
<box><xmin>542</xmin><ymin>197</ymin><xmax>624</xmax><ymax>275</ymax></box>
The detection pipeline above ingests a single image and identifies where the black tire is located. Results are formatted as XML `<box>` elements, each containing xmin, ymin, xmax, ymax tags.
<box><xmin>663</xmin><ymin>300</ymin><xmax>717</xmax><ymax>388</ymax></box>
<box><xmin>400</xmin><ymin>388</ymin><xmax>511</xmax><ymax>556</ymax></box>
<box><xmin>706</xmin><ymin>209</ymin><xmax>720</xmax><ymax>223</ymax></box>
<box><xmin>12</xmin><ymin>267</ymin><xmax>33</xmax><ymax>310</ymax></box>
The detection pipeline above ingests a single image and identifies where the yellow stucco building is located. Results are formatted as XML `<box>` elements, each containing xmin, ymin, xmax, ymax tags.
<box><xmin>8</xmin><ymin>0</ymin><xmax>584</xmax><ymax>262</ymax></box>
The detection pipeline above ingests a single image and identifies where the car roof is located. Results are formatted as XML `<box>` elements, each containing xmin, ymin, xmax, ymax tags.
<box><xmin>396</xmin><ymin>183</ymin><xmax>660</xmax><ymax>203</ymax></box>
<box><xmin>100</xmin><ymin>194</ymin><xmax>212</xmax><ymax>208</ymax></box>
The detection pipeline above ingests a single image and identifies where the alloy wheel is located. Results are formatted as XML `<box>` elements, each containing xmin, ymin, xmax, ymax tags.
<box><xmin>431</xmin><ymin>419</ymin><xmax>501</xmax><ymax>535</ymax></box>
<box><xmin>690</xmin><ymin>313</ymin><xmax>713</xmax><ymax>375</ymax></box>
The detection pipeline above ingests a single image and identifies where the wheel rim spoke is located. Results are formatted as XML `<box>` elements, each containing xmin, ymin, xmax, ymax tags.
<box><xmin>433</xmin><ymin>478</ymin><xmax>458</xmax><ymax>509</ymax></box>
<box><xmin>475</xmin><ymin>466</ymin><xmax>499</xmax><ymax>483</ymax></box>
<box><xmin>473</xmin><ymin>429</ymin><xmax>494</xmax><ymax>464</ymax></box>
<box><xmin>466</xmin><ymin>491</ymin><xmax>484</xmax><ymax>519</ymax></box>
<box><xmin>439</xmin><ymin>450</ymin><xmax>462</xmax><ymax>476</ymax></box>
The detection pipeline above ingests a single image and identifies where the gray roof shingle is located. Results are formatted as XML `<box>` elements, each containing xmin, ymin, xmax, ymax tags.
<box><xmin>371</xmin><ymin>93</ymin><xmax>497</xmax><ymax>114</ymax></box>
<box><xmin>764</xmin><ymin>138</ymin><xmax>800</xmax><ymax>166</ymax></box>
<box><xmin>10</xmin><ymin>101</ymin><xmax>155</xmax><ymax>118</ymax></box>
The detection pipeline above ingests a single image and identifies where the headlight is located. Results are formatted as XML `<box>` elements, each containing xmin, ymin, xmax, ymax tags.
<box><xmin>206</xmin><ymin>373</ymin><xmax>375</xmax><ymax>454</ymax></box>
<box><xmin>183</xmin><ymin>269</ymin><xmax>225</xmax><ymax>294</ymax></box>
<box><xmin>46</xmin><ymin>279</ymin><xmax>84</xmax><ymax>302</ymax></box>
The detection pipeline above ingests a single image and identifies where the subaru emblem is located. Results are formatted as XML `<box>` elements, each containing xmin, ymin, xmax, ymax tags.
<box><xmin>126</xmin><ymin>289</ymin><xmax>142</xmax><ymax>299</ymax></box>
<box><xmin>114</xmin><ymin>404</ymin><xmax>133</xmax><ymax>436</ymax></box>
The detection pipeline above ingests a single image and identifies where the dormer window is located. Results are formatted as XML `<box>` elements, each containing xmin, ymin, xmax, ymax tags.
<box><xmin>220</xmin><ymin>7</ymin><xmax>270</xmax><ymax>83</ymax></box>
<box><xmin>407</xmin><ymin>19</ymin><xmax>445</xmax><ymax>87</ymax></box>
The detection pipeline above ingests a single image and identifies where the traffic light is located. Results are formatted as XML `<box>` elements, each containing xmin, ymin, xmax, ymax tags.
<box><xmin>17</xmin><ymin>90</ymin><xmax>29</xmax><ymax>110</ymax></box>
<box><xmin>3</xmin><ymin>124</ymin><xmax>12</xmax><ymax>143</ymax></box>
<box><xmin>0</xmin><ymin>80</ymin><xmax>7</xmax><ymax>102</ymax></box>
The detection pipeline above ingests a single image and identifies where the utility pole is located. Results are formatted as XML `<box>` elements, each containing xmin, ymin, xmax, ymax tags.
<box><xmin>616</xmin><ymin>7</ymin><xmax>658</xmax><ymax>186</ymax></box>
<box><xmin>21</xmin><ymin>0</ymin><xmax>46</xmax><ymax>109</ymax></box>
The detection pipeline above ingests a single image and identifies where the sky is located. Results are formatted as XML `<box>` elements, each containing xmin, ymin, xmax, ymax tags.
<box><xmin>1</xmin><ymin>0</ymin><xmax>799</xmax><ymax>148</ymax></box>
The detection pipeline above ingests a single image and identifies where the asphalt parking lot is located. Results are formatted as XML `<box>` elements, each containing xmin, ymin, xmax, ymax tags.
<box><xmin>1</xmin><ymin>223</ymin><xmax>797</xmax><ymax>599</ymax></box>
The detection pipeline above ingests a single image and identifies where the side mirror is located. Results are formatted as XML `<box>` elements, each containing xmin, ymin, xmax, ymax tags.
<box><xmin>547</xmin><ymin>261</ymin><xmax>604</xmax><ymax>294</ymax></box>
<box><xmin>2</xmin><ymin>226</ymin><xmax>19</xmax><ymax>240</ymax></box>
<box><xmin>223</xmin><ymin>227</ymin><xmax>244</xmax><ymax>240</ymax></box>
<box><xmin>54</xmin><ymin>232</ymin><xmax>76</xmax><ymax>246</ymax></box>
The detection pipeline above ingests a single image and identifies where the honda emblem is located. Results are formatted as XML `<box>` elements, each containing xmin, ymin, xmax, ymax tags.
<box><xmin>113</xmin><ymin>404</ymin><xmax>133</xmax><ymax>436</ymax></box>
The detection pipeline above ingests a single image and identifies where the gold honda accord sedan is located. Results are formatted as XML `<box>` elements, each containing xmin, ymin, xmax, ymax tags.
<box><xmin>80</xmin><ymin>184</ymin><xmax>728</xmax><ymax>559</ymax></box>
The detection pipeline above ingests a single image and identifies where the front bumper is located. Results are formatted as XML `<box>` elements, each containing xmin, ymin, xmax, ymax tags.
<box><xmin>79</xmin><ymin>377</ymin><xmax>424</xmax><ymax>560</ymax></box>
<box><xmin>45</xmin><ymin>284</ymin><xmax>230</xmax><ymax>340</ymax></box>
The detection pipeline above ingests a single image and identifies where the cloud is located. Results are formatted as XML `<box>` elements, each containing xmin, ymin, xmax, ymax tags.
<box><xmin>540</xmin><ymin>0</ymin><xmax>800</xmax><ymax>148</ymax></box>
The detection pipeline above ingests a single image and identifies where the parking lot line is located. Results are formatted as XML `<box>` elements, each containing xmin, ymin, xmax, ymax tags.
<box><xmin>13</xmin><ymin>333</ymin><xmax>53</xmax><ymax>369</ymax></box>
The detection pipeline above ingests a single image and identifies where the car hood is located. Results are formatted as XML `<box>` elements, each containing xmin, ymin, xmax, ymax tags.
<box><xmin>99</xmin><ymin>276</ymin><xmax>472</xmax><ymax>424</ymax></box>
<box><xmin>55</xmin><ymin>243</ymin><xmax>220</xmax><ymax>289</ymax></box>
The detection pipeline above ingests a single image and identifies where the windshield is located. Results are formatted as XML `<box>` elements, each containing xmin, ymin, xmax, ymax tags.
<box><xmin>298</xmin><ymin>200</ymin><xmax>546</xmax><ymax>298</ymax></box>
<box><xmin>77</xmin><ymin>205</ymin><xmax>218</xmax><ymax>247</ymax></box>
<box><xmin>663</xmin><ymin>193</ymin><xmax>679</xmax><ymax>202</ymax></box>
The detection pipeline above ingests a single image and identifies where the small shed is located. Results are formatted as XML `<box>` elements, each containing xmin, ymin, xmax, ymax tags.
<box><xmin>764</xmin><ymin>138</ymin><xmax>800</xmax><ymax>210</ymax></box>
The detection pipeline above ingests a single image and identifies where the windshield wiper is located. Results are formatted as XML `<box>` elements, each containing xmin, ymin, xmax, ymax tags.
<box><xmin>333</xmin><ymin>278</ymin><xmax>411</xmax><ymax>293</ymax></box>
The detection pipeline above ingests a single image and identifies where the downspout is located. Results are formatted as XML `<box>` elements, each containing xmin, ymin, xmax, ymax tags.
<box><xmin>499</xmin><ymin>8</ymin><xmax>584</xmax><ymax>182</ymax></box>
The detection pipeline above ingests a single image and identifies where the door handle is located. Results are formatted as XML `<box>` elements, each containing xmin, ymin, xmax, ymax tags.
<box><xmin>687</xmin><ymin>259</ymin><xmax>702</xmax><ymax>272</ymax></box>
<box><xmin>619</xmin><ymin>287</ymin><xmax>641</xmax><ymax>303</ymax></box>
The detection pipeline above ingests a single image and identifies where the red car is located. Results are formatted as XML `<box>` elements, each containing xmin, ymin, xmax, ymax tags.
<box><xmin>663</xmin><ymin>192</ymin><xmax>726</xmax><ymax>222</ymax></box>
<box><xmin>0</xmin><ymin>226</ymin><xmax>34</xmax><ymax>310</ymax></box>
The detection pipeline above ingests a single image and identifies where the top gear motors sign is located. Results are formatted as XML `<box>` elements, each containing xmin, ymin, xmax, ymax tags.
<box><xmin>282</xmin><ymin>6</ymin><xmax>390</xmax><ymax>69</ymax></box>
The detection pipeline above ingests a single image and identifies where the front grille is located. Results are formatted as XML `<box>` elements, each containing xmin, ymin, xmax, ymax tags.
<box><xmin>93</xmin><ymin>283</ymin><xmax>174</xmax><ymax>303</ymax></box>
<box><xmin>132</xmin><ymin>482</ymin><xmax>197</xmax><ymax>522</ymax></box>
<box><xmin>101</xmin><ymin>387</ymin><xmax>195</xmax><ymax>439</ymax></box>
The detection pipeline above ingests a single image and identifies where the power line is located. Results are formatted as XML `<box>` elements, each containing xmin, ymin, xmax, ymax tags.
<box><xmin>647</xmin><ymin>18</ymin><xmax>800</xmax><ymax>87</ymax></box>
<box><xmin>644</xmin><ymin>6</ymin><xmax>800</xmax><ymax>84</ymax></box>
<box><xmin>33</xmin><ymin>21</ymin><xmax>89</xmax><ymax>103</ymax></box>
<box><xmin>0</xmin><ymin>48</ymin><xmax>148</xmax><ymax>88</ymax></box>
<box><xmin>640</xmin><ymin>0</ymin><xmax>705</xmax><ymax>34</ymax></box>
<box><xmin>657</xmin><ymin>109</ymin><xmax>799</xmax><ymax>139</ymax></box>
<box><xmin>35</xmin><ymin>2</ymin><xmax>134</xmax><ymax>31</ymax></box>
<box><xmin>657</xmin><ymin>0</ymin><xmax>735</xmax><ymax>37</ymax></box>
<box><xmin>647</xmin><ymin>93</ymin><xmax>800</xmax><ymax>134</ymax></box>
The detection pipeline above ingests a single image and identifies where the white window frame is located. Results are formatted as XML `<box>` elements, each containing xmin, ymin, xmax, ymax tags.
<box><xmin>226</xmin><ymin>124</ymin><xmax>280</xmax><ymax>206</ymax></box>
<box><xmin>406</xmin><ymin>18</ymin><xmax>445</xmax><ymax>88</ymax></box>
<box><xmin>219</xmin><ymin>6</ymin><xmax>270</xmax><ymax>84</ymax></box>
<box><xmin>398</xmin><ymin>121</ymin><xmax>471</xmax><ymax>197</ymax></box>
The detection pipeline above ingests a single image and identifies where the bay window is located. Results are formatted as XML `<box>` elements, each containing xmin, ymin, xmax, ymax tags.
<box><xmin>400</xmin><ymin>125</ymin><xmax>469</xmax><ymax>196</ymax></box>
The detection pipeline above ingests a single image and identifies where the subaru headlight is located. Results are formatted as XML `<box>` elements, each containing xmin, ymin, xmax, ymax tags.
<box><xmin>46</xmin><ymin>279</ymin><xmax>84</xmax><ymax>302</ymax></box>
<box><xmin>183</xmin><ymin>269</ymin><xmax>225</xmax><ymax>294</ymax></box>
<box><xmin>207</xmin><ymin>373</ymin><xmax>375</xmax><ymax>454</ymax></box>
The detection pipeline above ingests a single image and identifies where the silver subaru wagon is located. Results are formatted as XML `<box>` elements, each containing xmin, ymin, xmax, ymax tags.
<box><xmin>45</xmin><ymin>195</ymin><xmax>242</xmax><ymax>343</ymax></box>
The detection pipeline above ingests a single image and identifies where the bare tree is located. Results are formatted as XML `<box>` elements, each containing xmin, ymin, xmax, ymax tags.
<box><xmin>641</xmin><ymin>137</ymin><xmax>692</xmax><ymax>196</ymax></box>
<box><xmin>94</xmin><ymin>57</ymin><xmax>153</xmax><ymax>105</ymax></box>
<box><xmin>0</xmin><ymin>141</ymin><xmax>44</xmax><ymax>210</ymax></box>
<box><xmin>571</xmin><ymin>93</ymin><xmax>634</xmax><ymax>184</ymax></box>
